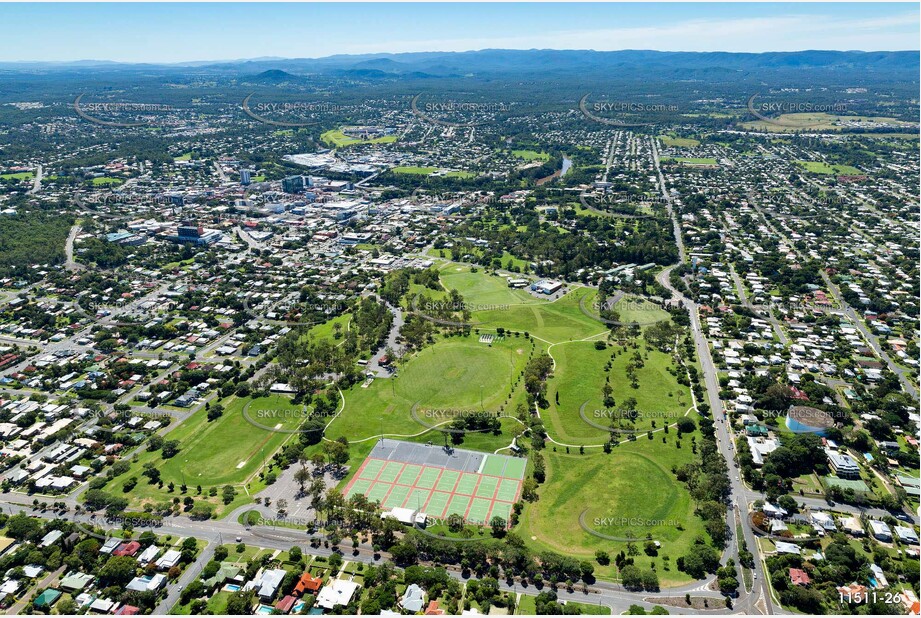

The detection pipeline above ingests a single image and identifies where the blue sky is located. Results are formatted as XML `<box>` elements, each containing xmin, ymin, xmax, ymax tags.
<box><xmin>0</xmin><ymin>3</ymin><xmax>916</xmax><ymax>62</ymax></box>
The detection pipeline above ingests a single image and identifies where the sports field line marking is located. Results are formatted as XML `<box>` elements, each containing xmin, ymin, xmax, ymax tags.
<box><xmin>375</xmin><ymin>462</ymin><xmax>407</xmax><ymax>507</ymax></box>
<box><xmin>461</xmin><ymin>473</ymin><xmax>486</xmax><ymax>522</ymax></box>
<box><xmin>343</xmin><ymin>457</ymin><xmax>385</xmax><ymax>497</ymax></box>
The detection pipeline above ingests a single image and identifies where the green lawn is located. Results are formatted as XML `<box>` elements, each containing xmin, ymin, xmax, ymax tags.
<box><xmin>393</xmin><ymin>166</ymin><xmax>437</xmax><ymax>175</ymax></box>
<box><xmin>89</xmin><ymin>176</ymin><xmax>124</xmax><ymax>186</ymax></box>
<box><xmin>511</xmin><ymin>149</ymin><xmax>551</xmax><ymax>161</ymax></box>
<box><xmin>325</xmin><ymin>335</ymin><xmax>530</xmax><ymax>445</ymax></box>
<box><xmin>519</xmin><ymin>438</ymin><xmax>707</xmax><ymax>587</ymax></box>
<box><xmin>321</xmin><ymin>129</ymin><xmax>397</xmax><ymax>147</ymax></box>
<box><xmin>658</xmin><ymin>135</ymin><xmax>700</xmax><ymax>148</ymax></box>
<box><xmin>428</xmin><ymin>249</ymin><xmax>530</xmax><ymax>273</ymax></box>
<box><xmin>431</xmin><ymin>266</ymin><xmax>604</xmax><ymax>343</ymax></box>
<box><xmin>545</xmin><ymin>340</ymin><xmax>692</xmax><ymax>444</ymax></box>
<box><xmin>0</xmin><ymin>171</ymin><xmax>34</xmax><ymax>180</ymax></box>
<box><xmin>105</xmin><ymin>395</ymin><xmax>305</xmax><ymax>513</ymax></box>
<box><xmin>795</xmin><ymin>161</ymin><xmax>862</xmax><ymax>175</ymax></box>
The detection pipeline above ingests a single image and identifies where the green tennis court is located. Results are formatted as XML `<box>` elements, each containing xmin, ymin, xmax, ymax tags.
<box><xmin>384</xmin><ymin>484</ymin><xmax>411</xmax><ymax>508</ymax></box>
<box><xmin>467</xmin><ymin>498</ymin><xmax>492</xmax><ymax>523</ymax></box>
<box><xmin>397</xmin><ymin>464</ymin><xmax>422</xmax><ymax>486</ymax></box>
<box><xmin>497</xmin><ymin>478</ymin><xmax>520</xmax><ymax>502</ymax></box>
<box><xmin>343</xmin><ymin>444</ymin><xmax>527</xmax><ymax>527</ymax></box>
<box><xmin>503</xmin><ymin>457</ymin><xmax>527</xmax><ymax>479</ymax></box>
<box><xmin>378</xmin><ymin>461</ymin><xmax>404</xmax><ymax>483</ymax></box>
<box><xmin>446</xmin><ymin>494</ymin><xmax>472</xmax><ymax>517</ymax></box>
<box><xmin>367</xmin><ymin>482</ymin><xmax>391</xmax><ymax>502</ymax></box>
<box><xmin>426</xmin><ymin>491</ymin><xmax>451</xmax><ymax>517</ymax></box>
<box><xmin>435</xmin><ymin>470</ymin><xmax>460</xmax><ymax>492</ymax></box>
<box><xmin>406</xmin><ymin>488</ymin><xmax>429</xmax><ymax>510</ymax></box>
<box><xmin>481</xmin><ymin>455</ymin><xmax>507</xmax><ymax>476</ymax></box>
<box><xmin>416</xmin><ymin>467</ymin><xmax>442</xmax><ymax>489</ymax></box>
<box><xmin>359</xmin><ymin>459</ymin><xmax>385</xmax><ymax>480</ymax></box>
<box><xmin>348</xmin><ymin>478</ymin><xmax>372</xmax><ymax>495</ymax></box>
<box><xmin>475</xmin><ymin>476</ymin><xmax>499</xmax><ymax>498</ymax></box>
<box><xmin>455</xmin><ymin>473</ymin><xmax>479</xmax><ymax>495</ymax></box>
<box><xmin>489</xmin><ymin>501</ymin><xmax>512</xmax><ymax>522</ymax></box>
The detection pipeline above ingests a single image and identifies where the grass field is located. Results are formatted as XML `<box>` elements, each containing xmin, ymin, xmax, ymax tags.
<box><xmin>795</xmin><ymin>161</ymin><xmax>862</xmax><ymax>175</ymax></box>
<box><xmin>740</xmin><ymin>113</ymin><xmax>915</xmax><ymax>133</ymax></box>
<box><xmin>325</xmin><ymin>335</ymin><xmax>530</xmax><ymax>446</ymax></box>
<box><xmin>393</xmin><ymin>166</ymin><xmax>438</xmax><ymax>175</ymax></box>
<box><xmin>321</xmin><ymin>129</ymin><xmax>397</xmax><ymax>147</ymax></box>
<box><xmin>511</xmin><ymin>149</ymin><xmax>551</xmax><ymax>161</ymax></box>
<box><xmin>518</xmin><ymin>440</ymin><xmax>706</xmax><ymax>586</ymax></box>
<box><xmin>436</xmin><ymin>264</ymin><xmax>535</xmax><ymax>306</ymax></box>
<box><xmin>105</xmin><ymin>395</ymin><xmax>305</xmax><ymax>513</ymax></box>
<box><xmin>392</xmin><ymin>167</ymin><xmax>474</xmax><ymax>179</ymax></box>
<box><xmin>658</xmin><ymin>135</ymin><xmax>700</xmax><ymax>148</ymax></box>
<box><xmin>89</xmin><ymin>176</ymin><xmax>124</xmax><ymax>186</ymax></box>
<box><xmin>0</xmin><ymin>171</ymin><xmax>34</xmax><ymax>180</ymax></box>
<box><xmin>545</xmin><ymin>339</ymin><xmax>692</xmax><ymax>444</ymax></box>
<box><xmin>428</xmin><ymin>249</ymin><xmax>531</xmax><ymax>273</ymax></box>
<box><xmin>320</xmin><ymin>331</ymin><xmax>533</xmax><ymax>481</ymax></box>
<box><xmin>430</xmin><ymin>265</ymin><xmax>605</xmax><ymax>343</ymax></box>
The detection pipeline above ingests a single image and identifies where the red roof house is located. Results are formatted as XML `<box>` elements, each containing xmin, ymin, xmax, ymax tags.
<box><xmin>293</xmin><ymin>573</ymin><xmax>323</xmax><ymax>596</ymax></box>
<box><xmin>789</xmin><ymin>568</ymin><xmax>811</xmax><ymax>586</ymax></box>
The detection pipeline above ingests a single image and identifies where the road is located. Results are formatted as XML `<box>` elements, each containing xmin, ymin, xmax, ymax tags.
<box><xmin>235</xmin><ymin>225</ymin><xmax>267</xmax><ymax>251</ymax></box>
<box><xmin>213</xmin><ymin>160</ymin><xmax>230</xmax><ymax>183</ymax></box>
<box><xmin>652</xmin><ymin>144</ymin><xmax>775</xmax><ymax>614</ymax></box>
<box><xmin>0</xmin><ymin>499</ymin><xmax>733</xmax><ymax>616</ymax></box>
<box><xmin>649</xmin><ymin>137</ymin><xmax>686</xmax><ymax>263</ymax></box>
<box><xmin>64</xmin><ymin>224</ymin><xmax>85</xmax><ymax>271</ymax></box>
<box><xmin>5</xmin><ymin>564</ymin><xmax>65</xmax><ymax>615</ymax></box>
<box><xmin>26</xmin><ymin>163</ymin><xmax>42</xmax><ymax>194</ymax></box>
<box><xmin>367</xmin><ymin>300</ymin><xmax>405</xmax><ymax>378</ymax></box>
<box><xmin>656</xmin><ymin>264</ymin><xmax>775</xmax><ymax>615</ymax></box>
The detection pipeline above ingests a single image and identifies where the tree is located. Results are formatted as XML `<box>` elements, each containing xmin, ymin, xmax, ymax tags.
<box><xmin>620</xmin><ymin>564</ymin><xmax>644</xmax><ymax>590</ymax></box>
<box><xmin>161</xmin><ymin>440</ymin><xmax>181</xmax><ymax>458</ymax></box>
<box><xmin>389</xmin><ymin>542</ymin><xmax>418</xmax><ymax>566</ymax></box>
<box><xmin>207</xmin><ymin>404</ymin><xmax>224</xmax><ymax>422</ymax></box>
<box><xmin>226</xmin><ymin>589</ymin><xmax>256</xmax><ymax>615</ymax></box>
<box><xmin>641</xmin><ymin>569</ymin><xmax>659</xmax><ymax>591</ymax></box>
<box><xmin>294</xmin><ymin>466</ymin><xmax>311</xmax><ymax>494</ymax></box>
<box><xmin>490</xmin><ymin>516</ymin><xmax>507</xmax><ymax>536</ymax></box>
<box><xmin>180</xmin><ymin>580</ymin><xmax>205</xmax><ymax>605</ymax></box>
<box><xmin>5</xmin><ymin>514</ymin><xmax>42</xmax><ymax>540</ymax></box>
<box><xmin>99</xmin><ymin>555</ymin><xmax>139</xmax><ymax>586</ymax></box>
<box><xmin>718</xmin><ymin>576</ymin><xmax>739</xmax><ymax>594</ymax></box>
<box><xmin>676</xmin><ymin>417</ymin><xmax>696</xmax><ymax>434</ymax></box>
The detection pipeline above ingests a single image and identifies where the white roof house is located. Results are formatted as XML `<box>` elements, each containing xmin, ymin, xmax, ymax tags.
<box><xmin>156</xmin><ymin>549</ymin><xmax>181</xmax><ymax>570</ymax></box>
<box><xmin>317</xmin><ymin>579</ymin><xmax>361</xmax><ymax>610</ymax></box>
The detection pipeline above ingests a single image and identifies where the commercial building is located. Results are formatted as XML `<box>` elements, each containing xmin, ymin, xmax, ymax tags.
<box><xmin>282</xmin><ymin>175</ymin><xmax>305</xmax><ymax>194</ymax></box>
<box><xmin>826</xmin><ymin>448</ymin><xmax>861</xmax><ymax>479</ymax></box>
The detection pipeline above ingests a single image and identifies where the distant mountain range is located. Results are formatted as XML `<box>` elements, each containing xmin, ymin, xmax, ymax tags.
<box><xmin>0</xmin><ymin>49</ymin><xmax>916</xmax><ymax>78</ymax></box>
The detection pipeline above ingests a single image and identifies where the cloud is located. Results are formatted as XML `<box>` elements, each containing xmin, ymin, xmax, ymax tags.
<box><xmin>343</xmin><ymin>12</ymin><xmax>920</xmax><ymax>55</ymax></box>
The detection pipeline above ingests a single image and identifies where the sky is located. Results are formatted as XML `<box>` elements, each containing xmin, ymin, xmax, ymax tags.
<box><xmin>0</xmin><ymin>3</ymin><xmax>916</xmax><ymax>63</ymax></box>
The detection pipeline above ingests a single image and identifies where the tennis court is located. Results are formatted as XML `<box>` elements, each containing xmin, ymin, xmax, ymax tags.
<box><xmin>343</xmin><ymin>439</ymin><xmax>527</xmax><ymax>526</ymax></box>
